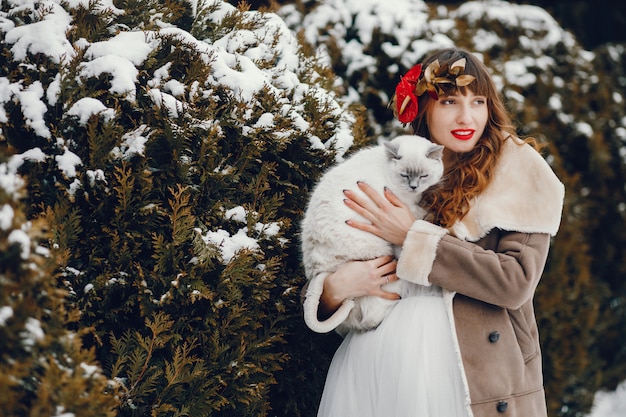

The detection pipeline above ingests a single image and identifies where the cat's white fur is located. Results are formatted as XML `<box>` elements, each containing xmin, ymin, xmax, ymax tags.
<box><xmin>301</xmin><ymin>135</ymin><xmax>444</xmax><ymax>332</ymax></box>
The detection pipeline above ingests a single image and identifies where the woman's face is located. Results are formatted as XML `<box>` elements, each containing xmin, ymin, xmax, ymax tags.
<box><xmin>426</xmin><ymin>90</ymin><xmax>488</xmax><ymax>160</ymax></box>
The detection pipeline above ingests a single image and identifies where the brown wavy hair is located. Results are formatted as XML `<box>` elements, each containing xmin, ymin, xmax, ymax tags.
<box><xmin>409</xmin><ymin>48</ymin><xmax>518</xmax><ymax>228</ymax></box>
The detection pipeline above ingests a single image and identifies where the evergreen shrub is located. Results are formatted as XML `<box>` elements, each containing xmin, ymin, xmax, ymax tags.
<box><xmin>0</xmin><ymin>146</ymin><xmax>119</xmax><ymax>415</ymax></box>
<box><xmin>0</xmin><ymin>0</ymin><xmax>367</xmax><ymax>415</ymax></box>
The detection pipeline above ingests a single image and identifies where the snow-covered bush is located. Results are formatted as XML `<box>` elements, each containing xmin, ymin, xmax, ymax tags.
<box><xmin>279</xmin><ymin>0</ymin><xmax>585</xmax><ymax>137</ymax></box>
<box><xmin>0</xmin><ymin>0</ymin><xmax>364</xmax><ymax>415</ymax></box>
<box><xmin>0</xmin><ymin>144</ymin><xmax>119</xmax><ymax>415</ymax></box>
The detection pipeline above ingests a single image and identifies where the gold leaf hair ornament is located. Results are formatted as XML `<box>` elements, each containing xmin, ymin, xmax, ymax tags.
<box><xmin>393</xmin><ymin>58</ymin><xmax>476</xmax><ymax>124</ymax></box>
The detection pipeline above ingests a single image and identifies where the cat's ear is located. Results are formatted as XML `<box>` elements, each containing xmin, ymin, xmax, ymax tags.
<box><xmin>384</xmin><ymin>141</ymin><xmax>401</xmax><ymax>160</ymax></box>
<box><xmin>427</xmin><ymin>144</ymin><xmax>445</xmax><ymax>160</ymax></box>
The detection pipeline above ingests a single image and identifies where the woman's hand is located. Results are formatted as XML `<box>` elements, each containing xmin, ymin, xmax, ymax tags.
<box><xmin>319</xmin><ymin>256</ymin><xmax>399</xmax><ymax>319</ymax></box>
<box><xmin>343</xmin><ymin>181</ymin><xmax>416</xmax><ymax>246</ymax></box>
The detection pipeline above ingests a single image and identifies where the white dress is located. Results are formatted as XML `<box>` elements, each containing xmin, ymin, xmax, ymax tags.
<box><xmin>317</xmin><ymin>284</ymin><xmax>470</xmax><ymax>417</ymax></box>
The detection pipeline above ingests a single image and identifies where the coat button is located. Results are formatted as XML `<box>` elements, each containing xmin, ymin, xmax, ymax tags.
<box><xmin>496</xmin><ymin>400</ymin><xmax>508</xmax><ymax>412</ymax></box>
<box><xmin>489</xmin><ymin>331</ymin><xmax>500</xmax><ymax>343</ymax></box>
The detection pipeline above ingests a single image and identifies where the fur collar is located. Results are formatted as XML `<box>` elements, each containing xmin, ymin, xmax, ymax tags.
<box><xmin>450</xmin><ymin>138</ymin><xmax>565</xmax><ymax>242</ymax></box>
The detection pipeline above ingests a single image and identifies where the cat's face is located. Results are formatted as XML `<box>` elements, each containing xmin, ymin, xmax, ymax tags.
<box><xmin>385</xmin><ymin>136</ymin><xmax>444</xmax><ymax>195</ymax></box>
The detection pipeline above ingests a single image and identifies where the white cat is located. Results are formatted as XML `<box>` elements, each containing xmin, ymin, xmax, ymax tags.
<box><xmin>301</xmin><ymin>135</ymin><xmax>444</xmax><ymax>333</ymax></box>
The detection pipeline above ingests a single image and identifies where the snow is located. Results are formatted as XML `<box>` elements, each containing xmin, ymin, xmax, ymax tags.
<box><xmin>255</xmin><ymin>221</ymin><xmax>281</xmax><ymax>238</ymax></box>
<box><xmin>210</xmin><ymin>206</ymin><xmax>284</xmax><ymax>261</ymax></box>
<box><xmin>0</xmin><ymin>204</ymin><xmax>14</xmax><ymax>230</ymax></box>
<box><xmin>576</xmin><ymin>122</ymin><xmax>594</xmax><ymax>138</ymax></box>
<box><xmin>0</xmin><ymin>77</ymin><xmax>19</xmax><ymax>122</ymax></box>
<box><xmin>85</xmin><ymin>31</ymin><xmax>158</xmax><ymax>66</ymax></box>
<box><xmin>549</xmin><ymin>95</ymin><xmax>563</xmax><ymax>111</ymax></box>
<box><xmin>0</xmin><ymin>164</ymin><xmax>24</xmax><ymax>197</ymax></box>
<box><xmin>0</xmin><ymin>306</ymin><xmax>13</xmax><ymax>326</ymax></box>
<box><xmin>52</xmin><ymin>405</ymin><xmax>76</xmax><ymax>417</ymax></box>
<box><xmin>253</xmin><ymin>113</ymin><xmax>276</xmax><ymax>129</ymax></box>
<box><xmin>147</xmin><ymin>89</ymin><xmax>184</xmax><ymax>118</ymax></box>
<box><xmin>8</xmin><ymin>228</ymin><xmax>31</xmax><ymax>259</ymax></box>
<box><xmin>198</xmin><ymin>227</ymin><xmax>260</xmax><ymax>264</ymax></box>
<box><xmin>111</xmin><ymin>125</ymin><xmax>151</xmax><ymax>160</ymax></box>
<box><xmin>79</xmin><ymin>55</ymin><xmax>140</xmax><ymax>101</ymax></box>
<box><xmin>18</xmin><ymin>81</ymin><xmax>51</xmax><ymax>138</ymax></box>
<box><xmin>55</xmin><ymin>147</ymin><xmax>82</xmax><ymax>179</ymax></box>
<box><xmin>503</xmin><ymin>60</ymin><xmax>537</xmax><ymax>88</ymax></box>
<box><xmin>85</xmin><ymin>169</ymin><xmax>106</xmax><ymax>187</ymax></box>
<box><xmin>471</xmin><ymin>28</ymin><xmax>504</xmax><ymax>52</ymax></box>
<box><xmin>67</xmin><ymin>98</ymin><xmax>115</xmax><ymax>126</ymax></box>
<box><xmin>21</xmin><ymin>317</ymin><xmax>45</xmax><ymax>347</ymax></box>
<box><xmin>225</xmin><ymin>206</ymin><xmax>247</xmax><ymax>223</ymax></box>
<box><xmin>80</xmin><ymin>362</ymin><xmax>99</xmax><ymax>377</ymax></box>
<box><xmin>3</xmin><ymin>2</ymin><xmax>74</xmax><ymax>64</ymax></box>
<box><xmin>1</xmin><ymin>148</ymin><xmax>45</xmax><ymax>197</ymax></box>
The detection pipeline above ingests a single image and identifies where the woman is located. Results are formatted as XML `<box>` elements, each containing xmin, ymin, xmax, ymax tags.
<box><xmin>303</xmin><ymin>48</ymin><xmax>565</xmax><ymax>417</ymax></box>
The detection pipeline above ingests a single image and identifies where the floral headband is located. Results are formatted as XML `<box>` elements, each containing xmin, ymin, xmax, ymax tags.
<box><xmin>393</xmin><ymin>58</ymin><xmax>476</xmax><ymax>124</ymax></box>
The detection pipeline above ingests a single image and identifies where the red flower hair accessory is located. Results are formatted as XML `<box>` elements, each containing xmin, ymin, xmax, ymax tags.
<box><xmin>394</xmin><ymin>63</ymin><xmax>422</xmax><ymax>124</ymax></box>
<box><xmin>393</xmin><ymin>58</ymin><xmax>476</xmax><ymax>124</ymax></box>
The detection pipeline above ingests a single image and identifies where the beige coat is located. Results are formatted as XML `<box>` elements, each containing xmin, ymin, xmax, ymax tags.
<box><xmin>304</xmin><ymin>138</ymin><xmax>565</xmax><ymax>417</ymax></box>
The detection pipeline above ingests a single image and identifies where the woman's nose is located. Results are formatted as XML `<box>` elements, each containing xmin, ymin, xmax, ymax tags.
<box><xmin>456</xmin><ymin>105</ymin><xmax>472</xmax><ymax>124</ymax></box>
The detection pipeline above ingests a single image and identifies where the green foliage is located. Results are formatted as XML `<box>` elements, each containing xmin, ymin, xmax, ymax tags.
<box><xmin>1</xmin><ymin>0</ymin><xmax>355</xmax><ymax>416</ymax></box>
<box><xmin>536</xmin><ymin>148</ymin><xmax>604</xmax><ymax>414</ymax></box>
<box><xmin>0</xmin><ymin>147</ymin><xmax>119</xmax><ymax>416</ymax></box>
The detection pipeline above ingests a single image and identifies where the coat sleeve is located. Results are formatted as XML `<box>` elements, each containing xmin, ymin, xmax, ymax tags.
<box><xmin>429</xmin><ymin>230</ymin><xmax>551</xmax><ymax>309</ymax></box>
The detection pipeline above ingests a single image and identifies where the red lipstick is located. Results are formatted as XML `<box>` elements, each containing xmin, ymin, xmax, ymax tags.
<box><xmin>451</xmin><ymin>129</ymin><xmax>475</xmax><ymax>140</ymax></box>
